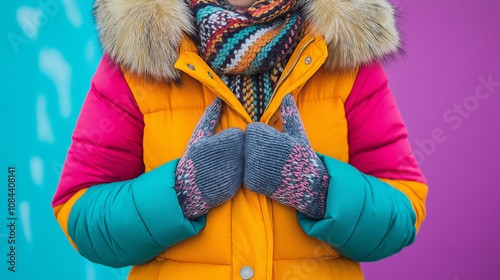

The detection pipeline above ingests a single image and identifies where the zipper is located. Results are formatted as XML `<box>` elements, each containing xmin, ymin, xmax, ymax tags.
<box><xmin>255</xmin><ymin>37</ymin><xmax>317</xmax><ymax>280</ymax></box>
<box><xmin>262</xmin><ymin>37</ymin><xmax>316</xmax><ymax>118</ymax></box>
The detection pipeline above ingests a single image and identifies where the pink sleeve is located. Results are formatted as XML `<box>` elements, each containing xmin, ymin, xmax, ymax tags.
<box><xmin>345</xmin><ymin>63</ymin><xmax>426</xmax><ymax>184</ymax></box>
<box><xmin>52</xmin><ymin>54</ymin><xmax>145</xmax><ymax>207</ymax></box>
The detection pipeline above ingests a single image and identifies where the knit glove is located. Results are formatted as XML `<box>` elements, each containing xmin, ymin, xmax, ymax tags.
<box><xmin>175</xmin><ymin>97</ymin><xmax>244</xmax><ymax>220</ymax></box>
<box><xmin>244</xmin><ymin>94</ymin><xmax>329</xmax><ymax>220</ymax></box>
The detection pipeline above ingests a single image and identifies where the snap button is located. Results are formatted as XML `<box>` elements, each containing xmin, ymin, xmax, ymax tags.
<box><xmin>208</xmin><ymin>71</ymin><xmax>213</xmax><ymax>79</ymax></box>
<box><xmin>187</xmin><ymin>63</ymin><xmax>195</xmax><ymax>70</ymax></box>
<box><xmin>240</xmin><ymin>266</ymin><xmax>254</xmax><ymax>279</ymax></box>
<box><xmin>304</xmin><ymin>56</ymin><xmax>312</xmax><ymax>65</ymax></box>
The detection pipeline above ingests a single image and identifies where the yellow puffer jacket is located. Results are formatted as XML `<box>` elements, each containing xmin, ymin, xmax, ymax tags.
<box><xmin>52</xmin><ymin>0</ymin><xmax>428</xmax><ymax>279</ymax></box>
<box><xmin>126</xmin><ymin>36</ymin><xmax>364</xmax><ymax>279</ymax></box>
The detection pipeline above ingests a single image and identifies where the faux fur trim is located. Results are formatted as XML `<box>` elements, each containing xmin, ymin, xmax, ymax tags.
<box><xmin>298</xmin><ymin>0</ymin><xmax>400</xmax><ymax>72</ymax></box>
<box><xmin>94</xmin><ymin>0</ymin><xmax>400</xmax><ymax>82</ymax></box>
<box><xmin>94</xmin><ymin>0</ymin><xmax>194</xmax><ymax>82</ymax></box>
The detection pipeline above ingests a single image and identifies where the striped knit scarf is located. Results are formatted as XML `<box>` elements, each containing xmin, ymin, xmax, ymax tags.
<box><xmin>187</xmin><ymin>0</ymin><xmax>303</xmax><ymax>121</ymax></box>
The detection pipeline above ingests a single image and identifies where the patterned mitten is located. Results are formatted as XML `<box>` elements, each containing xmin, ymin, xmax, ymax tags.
<box><xmin>175</xmin><ymin>98</ymin><xmax>244</xmax><ymax>220</ymax></box>
<box><xmin>244</xmin><ymin>94</ymin><xmax>329</xmax><ymax>220</ymax></box>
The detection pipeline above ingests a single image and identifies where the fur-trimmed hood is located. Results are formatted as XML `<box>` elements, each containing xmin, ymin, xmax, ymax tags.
<box><xmin>94</xmin><ymin>0</ymin><xmax>400</xmax><ymax>82</ymax></box>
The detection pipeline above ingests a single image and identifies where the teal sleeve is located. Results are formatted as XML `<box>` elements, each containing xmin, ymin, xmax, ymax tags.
<box><xmin>298</xmin><ymin>154</ymin><xmax>416</xmax><ymax>262</ymax></box>
<box><xmin>67</xmin><ymin>158</ymin><xmax>206</xmax><ymax>267</ymax></box>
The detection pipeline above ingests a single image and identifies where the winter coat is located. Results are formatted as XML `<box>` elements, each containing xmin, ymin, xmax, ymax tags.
<box><xmin>52</xmin><ymin>0</ymin><xmax>428</xmax><ymax>279</ymax></box>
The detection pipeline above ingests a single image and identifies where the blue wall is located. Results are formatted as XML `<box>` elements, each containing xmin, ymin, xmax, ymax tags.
<box><xmin>1</xmin><ymin>1</ymin><xmax>130</xmax><ymax>279</ymax></box>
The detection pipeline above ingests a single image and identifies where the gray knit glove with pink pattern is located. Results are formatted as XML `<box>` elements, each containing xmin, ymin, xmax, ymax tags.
<box><xmin>175</xmin><ymin>98</ymin><xmax>244</xmax><ymax>220</ymax></box>
<box><xmin>244</xmin><ymin>94</ymin><xmax>329</xmax><ymax>220</ymax></box>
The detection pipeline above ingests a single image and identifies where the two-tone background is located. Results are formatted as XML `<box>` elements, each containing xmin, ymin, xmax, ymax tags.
<box><xmin>1</xmin><ymin>0</ymin><xmax>499</xmax><ymax>279</ymax></box>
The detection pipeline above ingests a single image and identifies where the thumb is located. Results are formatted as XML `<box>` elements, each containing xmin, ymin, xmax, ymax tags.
<box><xmin>188</xmin><ymin>97</ymin><xmax>223</xmax><ymax>145</ymax></box>
<box><xmin>280</xmin><ymin>94</ymin><xmax>306</xmax><ymax>136</ymax></box>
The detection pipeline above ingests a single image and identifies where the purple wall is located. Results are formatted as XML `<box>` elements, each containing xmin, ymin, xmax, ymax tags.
<box><xmin>362</xmin><ymin>1</ymin><xmax>500</xmax><ymax>279</ymax></box>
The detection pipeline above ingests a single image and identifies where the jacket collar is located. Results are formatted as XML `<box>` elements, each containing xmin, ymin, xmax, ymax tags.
<box><xmin>175</xmin><ymin>34</ymin><xmax>329</xmax><ymax>124</ymax></box>
<box><xmin>94</xmin><ymin>0</ymin><xmax>400</xmax><ymax>83</ymax></box>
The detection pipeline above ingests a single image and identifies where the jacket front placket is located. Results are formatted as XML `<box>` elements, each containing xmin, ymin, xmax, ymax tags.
<box><xmin>174</xmin><ymin>35</ymin><xmax>329</xmax><ymax>280</ymax></box>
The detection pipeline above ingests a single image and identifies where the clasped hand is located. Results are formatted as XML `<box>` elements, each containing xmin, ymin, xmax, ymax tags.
<box><xmin>175</xmin><ymin>94</ymin><xmax>329</xmax><ymax>220</ymax></box>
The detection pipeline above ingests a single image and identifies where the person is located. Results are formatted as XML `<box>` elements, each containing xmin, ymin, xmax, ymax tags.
<box><xmin>52</xmin><ymin>0</ymin><xmax>428</xmax><ymax>279</ymax></box>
